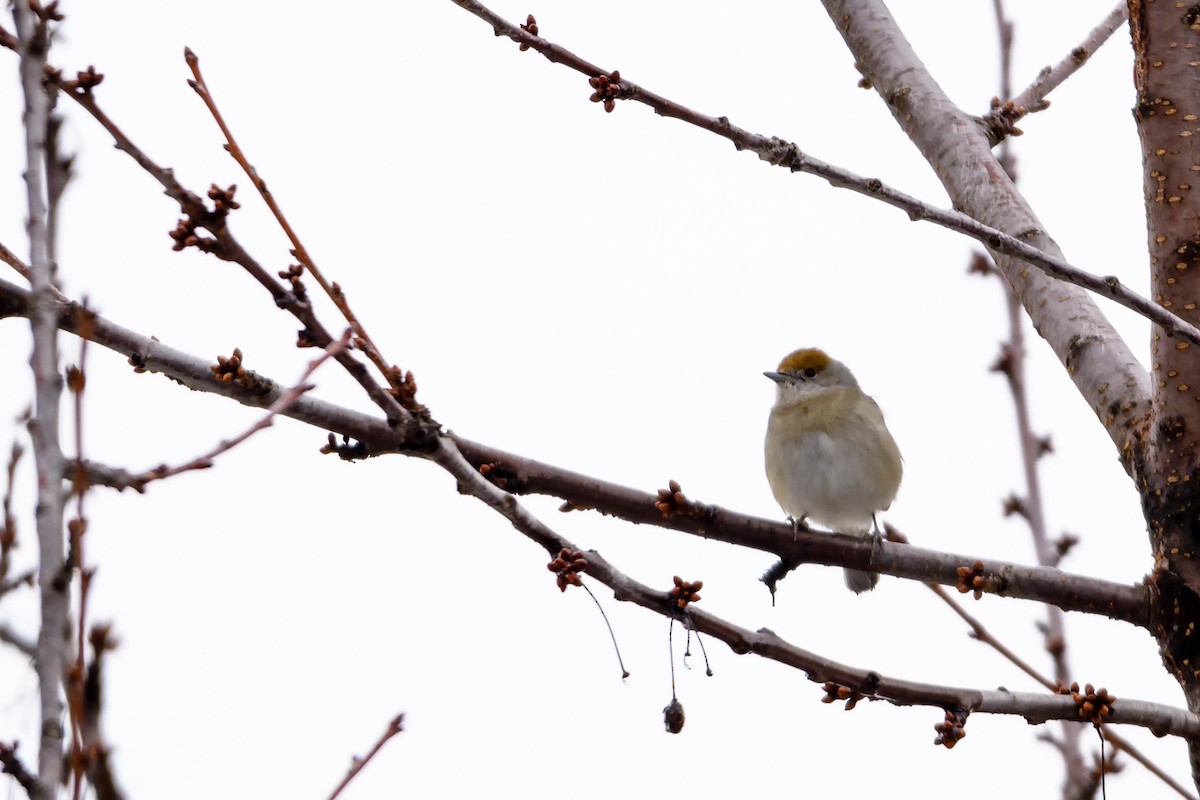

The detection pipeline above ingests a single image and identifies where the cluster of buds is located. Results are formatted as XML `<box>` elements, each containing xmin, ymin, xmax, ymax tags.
<box><xmin>933</xmin><ymin>708</ymin><xmax>968</xmax><ymax>749</ymax></box>
<box><xmin>654</xmin><ymin>479</ymin><xmax>690</xmax><ymax>517</ymax></box>
<box><xmin>211</xmin><ymin>347</ymin><xmax>246</xmax><ymax>383</ymax></box>
<box><xmin>518</xmin><ymin>14</ymin><xmax>538</xmax><ymax>51</ymax></box>
<box><xmin>1060</xmin><ymin>682</ymin><xmax>1115</xmax><ymax>725</ymax></box>
<box><xmin>955</xmin><ymin>559</ymin><xmax>987</xmax><ymax>599</ymax></box>
<box><xmin>588</xmin><ymin>70</ymin><xmax>622</xmax><ymax>113</ymax></box>
<box><xmin>277</xmin><ymin>264</ymin><xmax>308</xmax><ymax>302</ymax></box>
<box><xmin>168</xmin><ymin>217</ymin><xmax>210</xmax><ymax>252</ymax></box>
<box><xmin>207</xmin><ymin>184</ymin><xmax>240</xmax><ymax>217</ymax></box>
<box><xmin>668</xmin><ymin>575</ymin><xmax>702</xmax><ymax>609</ymax></box>
<box><xmin>209</xmin><ymin>348</ymin><xmax>268</xmax><ymax>393</ymax></box>
<box><xmin>385</xmin><ymin>367</ymin><xmax>427</xmax><ymax>417</ymax></box>
<box><xmin>547</xmin><ymin>547</ymin><xmax>587</xmax><ymax>592</ymax></box>
<box><xmin>54</xmin><ymin>64</ymin><xmax>104</xmax><ymax>94</ymax></box>
<box><xmin>821</xmin><ymin>681</ymin><xmax>865</xmax><ymax>711</ymax></box>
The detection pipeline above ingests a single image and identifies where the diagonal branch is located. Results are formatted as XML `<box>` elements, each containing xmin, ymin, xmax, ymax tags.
<box><xmin>982</xmin><ymin>2</ymin><xmax>1129</xmax><ymax>143</ymax></box>
<box><xmin>35</xmin><ymin>72</ymin><xmax>414</xmax><ymax>428</ymax></box>
<box><xmin>446</xmin><ymin>0</ymin><xmax>1155</xmax><ymax>464</ymax></box>
<box><xmin>432</xmin><ymin>435</ymin><xmax>1197</xmax><ymax>738</ymax></box>
<box><xmin>0</xmin><ymin>275</ymin><xmax>1152</xmax><ymax>627</ymax></box>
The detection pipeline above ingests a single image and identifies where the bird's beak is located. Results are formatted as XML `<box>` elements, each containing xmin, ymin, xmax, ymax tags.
<box><xmin>763</xmin><ymin>371</ymin><xmax>788</xmax><ymax>384</ymax></box>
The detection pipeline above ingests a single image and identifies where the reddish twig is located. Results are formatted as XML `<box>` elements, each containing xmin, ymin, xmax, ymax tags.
<box><xmin>43</xmin><ymin>76</ymin><xmax>412</xmax><ymax>426</ymax></box>
<box><xmin>1</xmin><ymin>440</ymin><xmax>23</xmax><ymax>581</ymax></box>
<box><xmin>326</xmin><ymin>714</ymin><xmax>405</xmax><ymax>800</ymax></box>
<box><xmin>1103</xmin><ymin>728</ymin><xmax>1198</xmax><ymax>800</ymax></box>
<box><xmin>122</xmin><ymin>330</ymin><xmax>352</xmax><ymax>489</ymax></box>
<box><xmin>183</xmin><ymin>49</ymin><xmax>426</xmax><ymax>419</ymax></box>
<box><xmin>927</xmin><ymin>582</ymin><xmax>1055</xmax><ymax>690</ymax></box>
<box><xmin>66</xmin><ymin>307</ymin><xmax>93</xmax><ymax>800</ymax></box>
<box><xmin>0</xmin><ymin>238</ymin><xmax>30</xmax><ymax>281</ymax></box>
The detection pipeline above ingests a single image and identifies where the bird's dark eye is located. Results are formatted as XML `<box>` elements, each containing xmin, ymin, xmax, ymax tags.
<box><xmin>803</xmin><ymin>368</ymin><xmax>817</xmax><ymax>378</ymax></box>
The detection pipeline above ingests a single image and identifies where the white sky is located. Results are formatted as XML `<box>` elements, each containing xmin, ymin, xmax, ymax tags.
<box><xmin>0</xmin><ymin>1</ymin><xmax>1182</xmax><ymax>797</ymax></box>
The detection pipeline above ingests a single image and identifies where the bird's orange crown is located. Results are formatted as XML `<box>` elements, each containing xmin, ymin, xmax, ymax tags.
<box><xmin>777</xmin><ymin>348</ymin><xmax>831</xmax><ymax>375</ymax></box>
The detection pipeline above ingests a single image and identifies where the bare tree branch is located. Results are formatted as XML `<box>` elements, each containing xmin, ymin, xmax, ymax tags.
<box><xmin>446</xmin><ymin>0</ymin><xmax>1156</xmax><ymax>463</ymax></box>
<box><xmin>0</xmin><ymin>741</ymin><xmax>47</xmax><ymax>800</ymax></box>
<box><xmin>13</xmin><ymin>4</ymin><xmax>68</xmax><ymax>793</ymax></box>
<box><xmin>119</xmin><ymin>331</ymin><xmax>351</xmax><ymax>489</ymax></box>
<box><xmin>983</xmin><ymin>3</ymin><xmax>1130</xmax><ymax>143</ymax></box>
<box><xmin>36</xmin><ymin>72</ymin><xmax>415</xmax><ymax>428</ymax></box>
<box><xmin>325</xmin><ymin>714</ymin><xmax>404</xmax><ymax>800</ymax></box>
<box><xmin>986</xmin><ymin>4</ymin><xmax>1089</xmax><ymax>794</ymax></box>
<box><xmin>0</xmin><ymin>275</ymin><xmax>1153</xmax><ymax>627</ymax></box>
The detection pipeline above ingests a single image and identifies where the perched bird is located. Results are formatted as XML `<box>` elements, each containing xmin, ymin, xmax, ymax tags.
<box><xmin>763</xmin><ymin>348</ymin><xmax>903</xmax><ymax>593</ymax></box>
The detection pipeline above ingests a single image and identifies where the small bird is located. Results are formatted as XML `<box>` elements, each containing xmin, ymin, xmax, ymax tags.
<box><xmin>763</xmin><ymin>348</ymin><xmax>902</xmax><ymax>593</ymax></box>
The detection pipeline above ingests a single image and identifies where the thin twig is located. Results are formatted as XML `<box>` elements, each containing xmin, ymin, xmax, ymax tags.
<box><xmin>983</xmin><ymin>3</ymin><xmax>1129</xmax><ymax>143</ymax></box>
<box><xmin>0</xmin><ymin>741</ymin><xmax>46</xmax><ymax>800</ymax></box>
<box><xmin>80</xmin><ymin>625</ymin><xmax>126</xmax><ymax>800</ymax></box>
<box><xmin>326</xmin><ymin>714</ymin><xmax>405</xmax><ymax>800</ymax></box>
<box><xmin>66</xmin><ymin>309</ymin><xmax>93</xmax><ymax>800</ymax></box>
<box><xmin>988</xmin><ymin>3</ymin><xmax>1089</xmax><ymax>791</ymax></box>
<box><xmin>182</xmin><ymin>51</ymin><xmax>427</xmax><ymax>419</ymax></box>
<box><xmin>445</xmin><ymin>0</ymin><xmax>1200</xmax><ymax>349</ymax></box>
<box><xmin>0</xmin><ymin>239</ymin><xmax>30</xmax><ymax>281</ymax></box>
<box><xmin>1</xmin><ymin>441</ymin><xmax>23</xmax><ymax>581</ymax></box>
<box><xmin>42</xmin><ymin>76</ymin><xmax>412</xmax><ymax>425</ymax></box>
<box><xmin>927</xmin><ymin>582</ymin><xmax>1055</xmax><ymax>690</ymax></box>
<box><xmin>1104</xmin><ymin>728</ymin><xmax>1198</xmax><ymax>800</ymax></box>
<box><xmin>122</xmin><ymin>330</ymin><xmax>352</xmax><ymax>489</ymax></box>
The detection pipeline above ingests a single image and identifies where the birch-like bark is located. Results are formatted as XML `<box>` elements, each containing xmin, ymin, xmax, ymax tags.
<box><xmin>820</xmin><ymin>0</ymin><xmax>1152</xmax><ymax>474</ymax></box>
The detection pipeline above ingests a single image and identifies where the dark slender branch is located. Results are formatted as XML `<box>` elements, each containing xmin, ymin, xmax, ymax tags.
<box><xmin>46</xmin><ymin>76</ymin><xmax>412</xmax><ymax>426</ymax></box>
<box><xmin>929</xmin><ymin>581</ymin><xmax>1055</xmax><ymax>690</ymax></box>
<box><xmin>1</xmin><ymin>441</ymin><xmax>23</xmax><ymax>582</ymax></box>
<box><xmin>67</xmin><ymin>315</ymin><xmax>92</xmax><ymax>800</ymax></box>
<box><xmin>445</xmin><ymin>0</ymin><xmax>1200</xmax><ymax>349</ymax></box>
<box><xmin>0</xmin><ymin>274</ymin><xmax>1153</xmax><ymax>625</ymax></box>
<box><xmin>120</xmin><ymin>330</ymin><xmax>351</xmax><ymax>489</ymax></box>
<box><xmin>988</xmin><ymin>6</ymin><xmax>1089</xmax><ymax>796</ymax></box>
<box><xmin>0</xmin><ymin>741</ymin><xmax>48</xmax><ymax>800</ymax></box>
<box><xmin>325</xmin><ymin>714</ymin><xmax>405</xmax><ymax>800</ymax></box>
<box><xmin>1104</xmin><ymin>728</ymin><xmax>1199</xmax><ymax>800</ymax></box>
<box><xmin>431</xmin><ymin>435</ymin><xmax>1196</xmax><ymax>737</ymax></box>
<box><xmin>79</xmin><ymin>625</ymin><xmax>125</xmax><ymax>800</ymax></box>
<box><xmin>449</xmin><ymin>433</ymin><xmax>1152</xmax><ymax>627</ymax></box>
<box><xmin>182</xmin><ymin>50</ymin><xmax>423</xmax><ymax>418</ymax></box>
